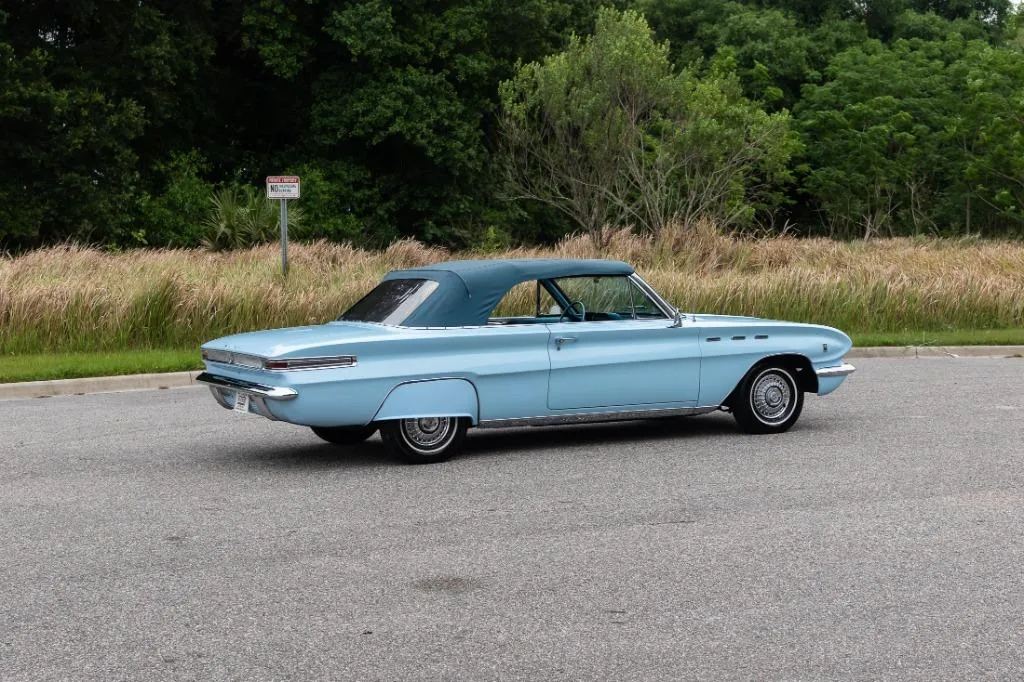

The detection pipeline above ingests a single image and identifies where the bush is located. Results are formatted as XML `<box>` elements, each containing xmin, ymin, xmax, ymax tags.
<box><xmin>287</xmin><ymin>165</ymin><xmax>367</xmax><ymax>244</ymax></box>
<box><xmin>201</xmin><ymin>185</ymin><xmax>303</xmax><ymax>251</ymax></box>
<box><xmin>136</xmin><ymin>151</ymin><xmax>214</xmax><ymax>247</ymax></box>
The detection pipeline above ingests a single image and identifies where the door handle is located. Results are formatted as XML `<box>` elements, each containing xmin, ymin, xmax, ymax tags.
<box><xmin>554</xmin><ymin>336</ymin><xmax>577</xmax><ymax>350</ymax></box>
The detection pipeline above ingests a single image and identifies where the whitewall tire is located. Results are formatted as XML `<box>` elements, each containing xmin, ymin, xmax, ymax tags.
<box><xmin>380</xmin><ymin>417</ymin><xmax>468</xmax><ymax>464</ymax></box>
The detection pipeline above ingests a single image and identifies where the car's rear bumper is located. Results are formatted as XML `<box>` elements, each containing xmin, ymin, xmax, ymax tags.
<box><xmin>196</xmin><ymin>372</ymin><xmax>297</xmax><ymax>399</ymax></box>
<box><xmin>196</xmin><ymin>372</ymin><xmax>297</xmax><ymax>421</ymax></box>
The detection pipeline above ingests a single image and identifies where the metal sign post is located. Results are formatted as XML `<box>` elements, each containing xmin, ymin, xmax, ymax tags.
<box><xmin>266</xmin><ymin>175</ymin><xmax>300</xmax><ymax>276</ymax></box>
<box><xmin>280</xmin><ymin>198</ymin><xmax>288</xmax><ymax>275</ymax></box>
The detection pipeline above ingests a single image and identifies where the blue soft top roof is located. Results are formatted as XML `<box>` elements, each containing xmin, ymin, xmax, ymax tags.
<box><xmin>381</xmin><ymin>258</ymin><xmax>634</xmax><ymax>327</ymax></box>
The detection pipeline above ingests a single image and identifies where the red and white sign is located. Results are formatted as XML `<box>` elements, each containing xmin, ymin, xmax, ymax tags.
<box><xmin>266</xmin><ymin>175</ymin><xmax>300</xmax><ymax>199</ymax></box>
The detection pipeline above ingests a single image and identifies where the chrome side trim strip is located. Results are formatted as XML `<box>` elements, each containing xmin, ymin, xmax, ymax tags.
<box><xmin>196</xmin><ymin>372</ymin><xmax>298</xmax><ymax>400</ymax></box>
<box><xmin>815</xmin><ymin>363</ymin><xmax>856</xmax><ymax>378</ymax></box>
<box><xmin>477</xmin><ymin>405</ymin><xmax>719</xmax><ymax>428</ymax></box>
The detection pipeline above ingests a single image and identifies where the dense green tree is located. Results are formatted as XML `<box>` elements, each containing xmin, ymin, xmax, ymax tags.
<box><xmin>238</xmin><ymin>0</ymin><xmax>601</xmax><ymax>245</ymax></box>
<box><xmin>0</xmin><ymin>36</ymin><xmax>145</xmax><ymax>246</ymax></box>
<box><xmin>639</xmin><ymin>0</ymin><xmax>866</xmax><ymax>108</ymax></box>
<box><xmin>797</xmin><ymin>34</ymin><xmax>1024</xmax><ymax>236</ymax></box>
<box><xmin>945</xmin><ymin>41</ymin><xmax>1024</xmax><ymax>233</ymax></box>
<box><xmin>500</xmin><ymin>8</ymin><xmax>798</xmax><ymax>236</ymax></box>
<box><xmin>0</xmin><ymin>1</ymin><xmax>215</xmax><ymax>248</ymax></box>
<box><xmin>3</xmin><ymin>0</ymin><xmax>1024</xmax><ymax>248</ymax></box>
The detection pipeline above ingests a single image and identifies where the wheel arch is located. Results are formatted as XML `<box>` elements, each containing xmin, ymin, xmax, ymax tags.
<box><xmin>372</xmin><ymin>378</ymin><xmax>480</xmax><ymax>425</ymax></box>
<box><xmin>723</xmin><ymin>354</ymin><xmax>817</xmax><ymax>408</ymax></box>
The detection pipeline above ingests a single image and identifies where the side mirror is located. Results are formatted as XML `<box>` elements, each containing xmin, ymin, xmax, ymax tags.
<box><xmin>670</xmin><ymin>310</ymin><xmax>685</xmax><ymax>328</ymax></box>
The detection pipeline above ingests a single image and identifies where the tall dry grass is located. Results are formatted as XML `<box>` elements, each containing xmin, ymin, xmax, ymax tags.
<box><xmin>1</xmin><ymin>220</ymin><xmax>1022</xmax><ymax>353</ymax></box>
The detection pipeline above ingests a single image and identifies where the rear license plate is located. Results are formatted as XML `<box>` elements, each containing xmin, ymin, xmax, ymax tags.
<box><xmin>233</xmin><ymin>392</ymin><xmax>251</xmax><ymax>414</ymax></box>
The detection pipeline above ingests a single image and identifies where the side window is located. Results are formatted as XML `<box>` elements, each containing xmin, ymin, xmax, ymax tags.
<box><xmin>489</xmin><ymin>281</ymin><xmax>559</xmax><ymax>322</ymax></box>
<box><xmin>551</xmin><ymin>276</ymin><xmax>667</xmax><ymax>321</ymax></box>
<box><xmin>628</xmin><ymin>281</ymin><xmax>669</xmax><ymax>319</ymax></box>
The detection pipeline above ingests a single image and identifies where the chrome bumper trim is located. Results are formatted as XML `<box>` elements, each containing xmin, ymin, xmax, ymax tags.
<box><xmin>204</xmin><ymin>386</ymin><xmax>279</xmax><ymax>421</ymax></box>
<box><xmin>815</xmin><ymin>363</ymin><xmax>856</xmax><ymax>379</ymax></box>
<box><xmin>196</xmin><ymin>372</ymin><xmax>298</xmax><ymax>400</ymax></box>
<box><xmin>478</xmin><ymin>406</ymin><xmax>718</xmax><ymax>429</ymax></box>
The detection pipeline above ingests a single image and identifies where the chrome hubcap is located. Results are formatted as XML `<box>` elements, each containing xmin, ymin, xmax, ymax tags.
<box><xmin>751</xmin><ymin>371</ymin><xmax>794</xmax><ymax>425</ymax></box>
<box><xmin>401</xmin><ymin>417</ymin><xmax>454</xmax><ymax>451</ymax></box>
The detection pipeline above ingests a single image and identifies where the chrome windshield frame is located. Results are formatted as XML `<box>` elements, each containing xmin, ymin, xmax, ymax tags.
<box><xmin>627</xmin><ymin>273</ymin><xmax>679</xmax><ymax>320</ymax></box>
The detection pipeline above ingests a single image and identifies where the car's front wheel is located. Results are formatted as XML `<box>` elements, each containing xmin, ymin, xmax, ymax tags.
<box><xmin>731</xmin><ymin>364</ymin><xmax>804</xmax><ymax>434</ymax></box>
<box><xmin>380</xmin><ymin>417</ymin><xmax>468</xmax><ymax>464</ymax></box>
<box><xmin>311</xmin><ymin>425</ymin><xmax>378</xmax><ymax>445</ymax></box>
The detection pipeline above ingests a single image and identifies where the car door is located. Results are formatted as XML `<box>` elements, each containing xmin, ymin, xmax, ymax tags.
<box><xmin>544</xmin><ymin>275</ymin><xmax>701</xmax><ymax>410</ymax></box>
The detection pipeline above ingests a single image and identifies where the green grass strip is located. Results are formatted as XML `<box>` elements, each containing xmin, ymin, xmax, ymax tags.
<box><xmin>852</xmin><ymin>328</ymin><xmax>1024</xmax><ymax>348</ymax></box>
<box><xmin>0</xmin><ymin>349</ymin><xmax>202</xmax><ymax>384</ymax></box>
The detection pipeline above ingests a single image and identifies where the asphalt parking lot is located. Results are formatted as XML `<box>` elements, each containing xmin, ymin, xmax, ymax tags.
<box><xmin>1</xmin><ymin>357</ymin><xmax>1022</xmax><ymax>681</ymax></box>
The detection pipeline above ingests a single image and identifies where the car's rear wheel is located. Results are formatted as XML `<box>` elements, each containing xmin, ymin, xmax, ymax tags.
<box><xmin>380</xmin><ymin>417</ymin><xmax>468</xmax><ymax>464</ymax></box>
<box><xmin>731</xmin><ymin>364</ymin><xmax>804</xmax><ymax>434</ymax></box>
<box><xmin>311</xmin><ymin>425</ymin><xmax>377</xmax><ymax>445</ymax></box>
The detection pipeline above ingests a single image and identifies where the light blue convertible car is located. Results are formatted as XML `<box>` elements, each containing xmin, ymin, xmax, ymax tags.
<box><xmin>198</xmin><ymin>259</ymin><xmax>855</xmax><ymax>463</ymax></box>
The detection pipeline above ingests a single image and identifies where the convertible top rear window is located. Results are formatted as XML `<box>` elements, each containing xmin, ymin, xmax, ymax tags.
<box><xmin>340</xmin><ymin>278</ymin><xmax>439</xmax><ymax>325</ymax></box>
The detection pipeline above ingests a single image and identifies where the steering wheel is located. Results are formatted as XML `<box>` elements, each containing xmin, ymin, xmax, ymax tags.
<box><xmin>558</xmin><ymin>300</ymin><xmax>586</xmax><ymax>322</ymax></box>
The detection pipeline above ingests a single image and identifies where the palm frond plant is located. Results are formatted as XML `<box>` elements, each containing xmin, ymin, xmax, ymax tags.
<box><xmin>201</xmin><ymin>185</ymin><xmax>304</xmax><ymax>251</ymax></box>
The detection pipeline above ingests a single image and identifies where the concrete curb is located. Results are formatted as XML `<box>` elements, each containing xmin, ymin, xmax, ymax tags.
<box><xmin>1</xmin><ymin>346</ymin><xmax>1022</xmax><ymax>400</ymax></box>
<box><xmin>0</xmin><ymin>371</ymin><xmax>203</xmax><ymax>400</ymax></box>
<box><xmin>847</xmin><ymin>345</ymin><xmax>1024</xmax><ymax>359</ymax></box>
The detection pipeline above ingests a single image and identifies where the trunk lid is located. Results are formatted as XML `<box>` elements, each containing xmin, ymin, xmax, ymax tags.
<box><xmin>202</xmin><ymin>321</ymin><xmax>401</xmax><ymax>359</ymax></box>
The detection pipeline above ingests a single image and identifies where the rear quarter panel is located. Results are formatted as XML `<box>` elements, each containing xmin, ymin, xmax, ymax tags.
<box><xmin>204</xmin><ymin>325</ymin><xmax>551</xmax><ymax>427</ymax></box>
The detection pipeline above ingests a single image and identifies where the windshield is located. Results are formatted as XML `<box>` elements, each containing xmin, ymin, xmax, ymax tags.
<box><xmin>340</xmin><ymin>278</ymin><xmax>439</xmax><ymax>325</ymax></box>
<box><xmin>550</xmin><ymin>275</ymin><xmax>667</xmax><ymax>320</ymax></box>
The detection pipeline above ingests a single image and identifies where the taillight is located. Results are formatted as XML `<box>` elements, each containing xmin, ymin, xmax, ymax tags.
<box><xmin>261</xmin><ymin>356</ymin><xmax>357</xmax><ymax>370</ymax></box>
<box><xmin>201</xmin><ymin>350</ymin><xmax>356</xmax><ymax>370</ymax></box>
